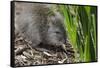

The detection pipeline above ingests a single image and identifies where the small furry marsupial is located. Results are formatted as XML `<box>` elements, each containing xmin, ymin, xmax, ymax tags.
<box><xmin>15</xmin><ymin>2</ymin><xmax>69</xmax><ymax>52</ymax></box>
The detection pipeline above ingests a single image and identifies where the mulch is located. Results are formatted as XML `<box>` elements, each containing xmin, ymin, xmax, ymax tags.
<box><xmin>14</xmin><ymin>33</ymin><xmax>75</xmax><ymax>67</ymax></box>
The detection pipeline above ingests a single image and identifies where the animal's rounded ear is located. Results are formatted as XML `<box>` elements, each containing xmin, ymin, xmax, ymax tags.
<box><xmin>55</xmin><ymin>12</ymin><xmax>64</xmax><ymax>21</ymax></box>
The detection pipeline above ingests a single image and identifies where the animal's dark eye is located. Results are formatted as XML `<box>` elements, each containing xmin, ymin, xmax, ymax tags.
<box><xmin>55</xmin><ymin>31</ymin><xmax>61</xmax><ymax>34</ymax></box>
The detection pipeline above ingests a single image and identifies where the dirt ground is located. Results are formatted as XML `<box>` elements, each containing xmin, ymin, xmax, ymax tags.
<box><xmin>14</xmin><ymin>33</ymin><xmax>75</xmax><ymax>66</ymax></box>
